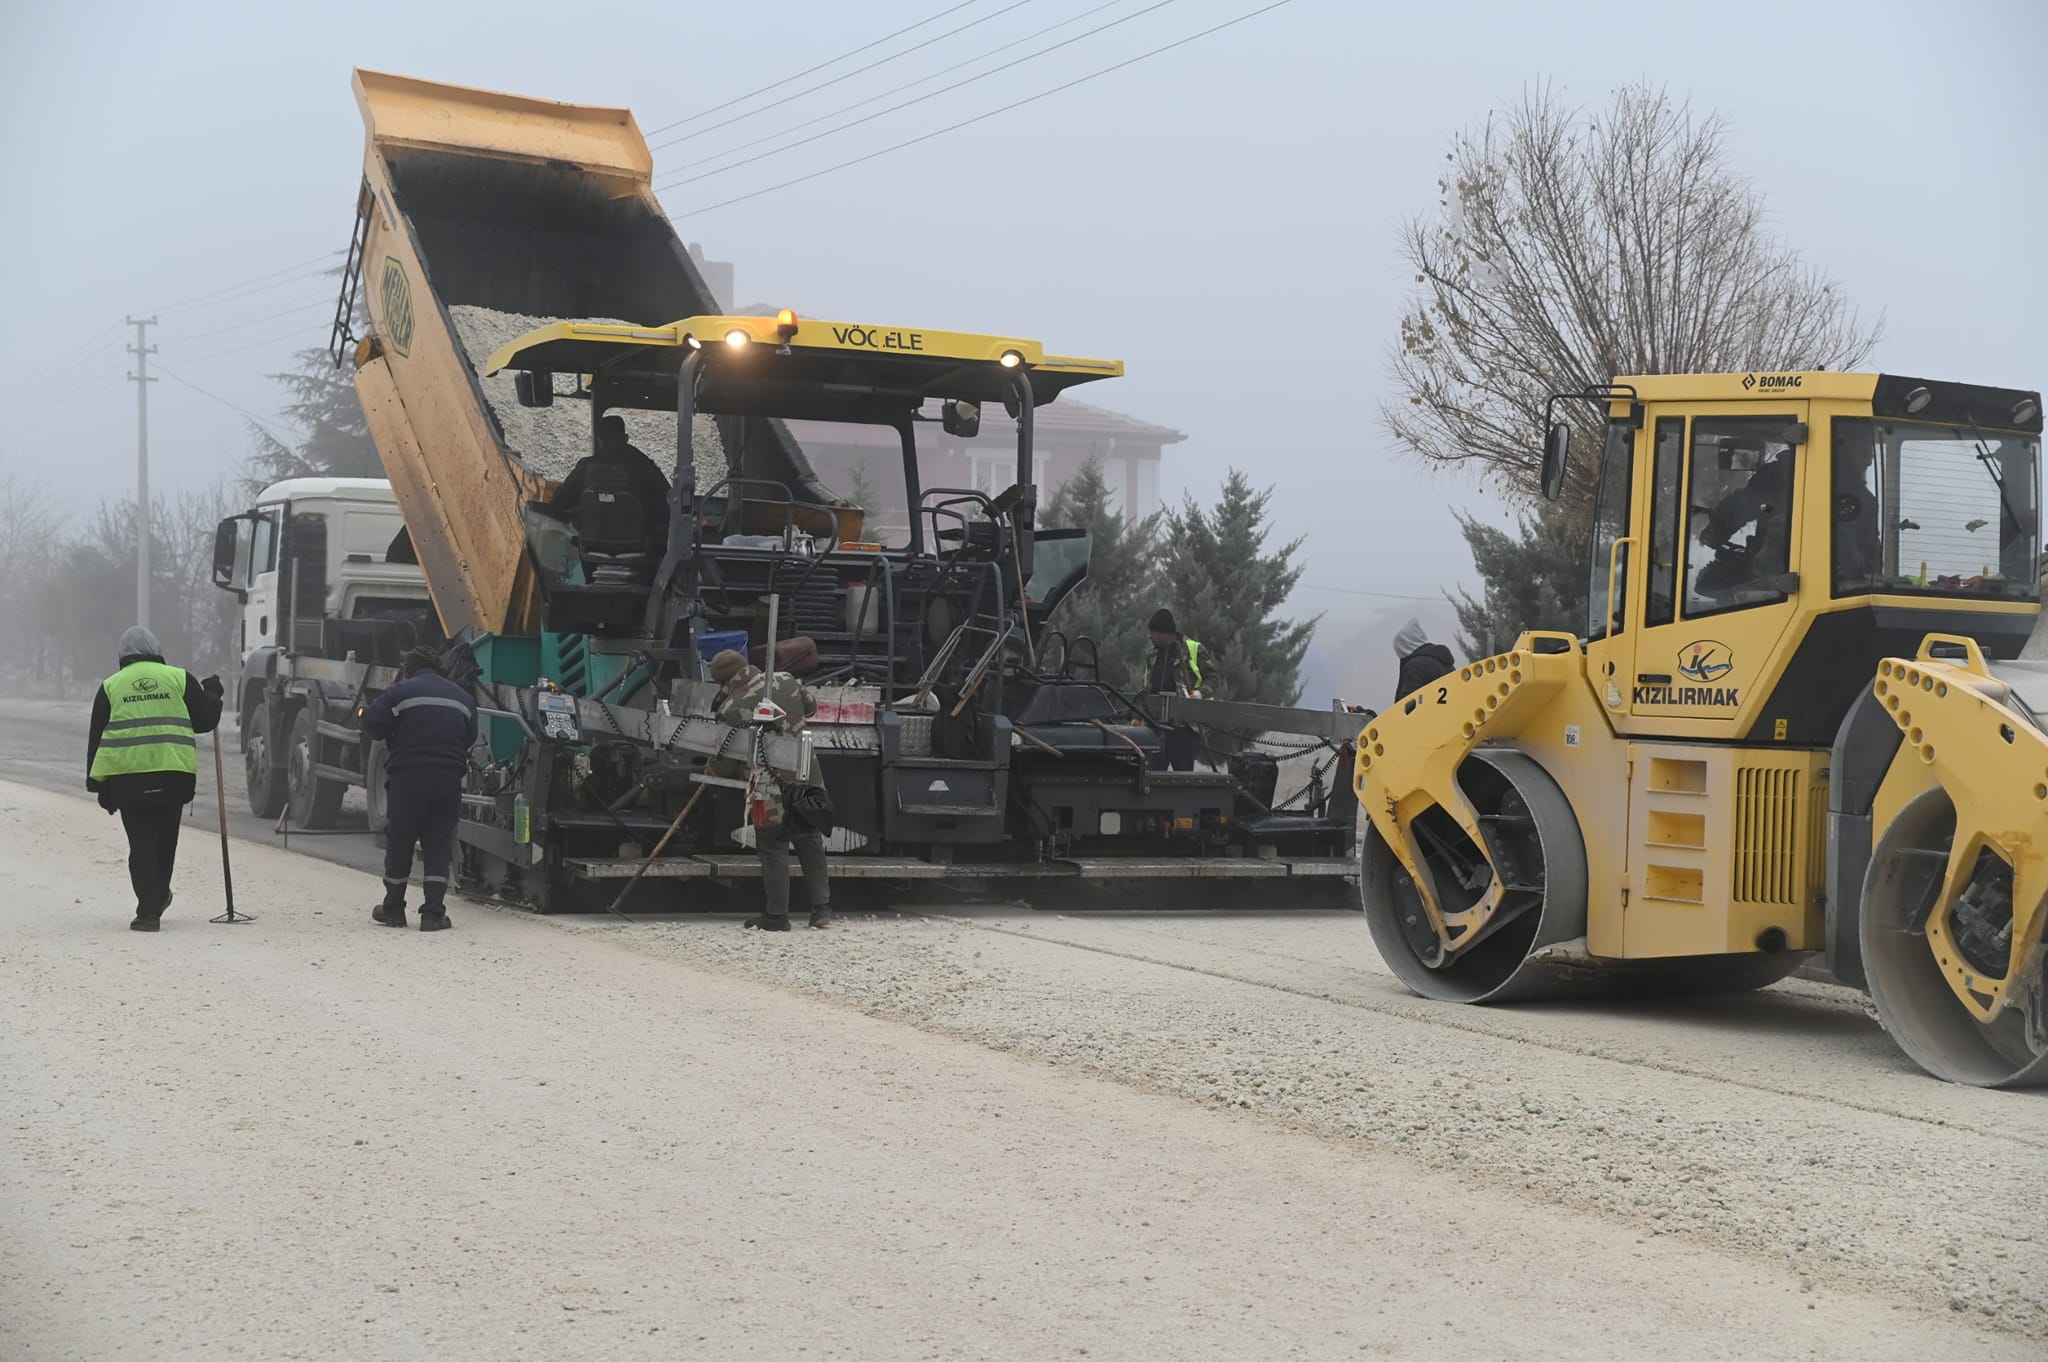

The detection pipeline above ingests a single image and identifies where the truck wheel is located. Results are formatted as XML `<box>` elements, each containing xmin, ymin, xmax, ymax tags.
<box><xmin>287</xmin><ymin>707</ymin><xmax>345</xmax><ymax>830</ymax></box>
<box><xmin>244</xmin><ymin>700</ymin><xmax>287</xmax><ymax>820</ymax></box>
<box><xmin>365</xmin><ymin>741</ymin><xmax>390</xmax><ymax>834</ymax></box>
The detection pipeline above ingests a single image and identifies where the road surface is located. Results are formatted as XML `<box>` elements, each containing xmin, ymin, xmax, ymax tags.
<box><xmin>0</xmin><ymin>699</ymin><xmax>2043</xmax><ymax>1358</ymax></box>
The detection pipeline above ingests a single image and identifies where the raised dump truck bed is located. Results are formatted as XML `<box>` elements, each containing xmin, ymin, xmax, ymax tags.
<box><xmin>343</xmin><ymin>68</ymin><xmax>823</xmax><ymax>639</ymax></box>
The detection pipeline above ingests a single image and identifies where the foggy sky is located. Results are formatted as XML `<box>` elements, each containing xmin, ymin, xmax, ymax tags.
<box><xmin>3</xmin><ymin>0</ymin><xmax>2043</xmax><ymax>664</ymax></box>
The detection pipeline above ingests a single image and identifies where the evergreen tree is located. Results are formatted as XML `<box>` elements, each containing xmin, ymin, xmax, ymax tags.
<box><xmin>1449</xmin><ymin>506</ymin><xmax>1589</xmax><ymax>657</ymax></box>
<box><xmin>1158</xmin><ymin>470</ymin><xmax>1316</xmax><ymax>705</ymax></box>
<box><xmin>841</xmin><ymin>459</ymin><xmax>879</xmax><ymax>515</ymax></box>
<box><xmin>244</xmin><ymin>283</ymin><xmax>379</xmax><ymax>489</ymax></box>
<box><xmin>1040</xmin><ymin>456</ymin><xmax>1160</xmax><ymax>687</ymax></box>
<box><xmin>243</xmin><ymin>343</ymin><xmax>381</xmax><ymax>489</ymax></box>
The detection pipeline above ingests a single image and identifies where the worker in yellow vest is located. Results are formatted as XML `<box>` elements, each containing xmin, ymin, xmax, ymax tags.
<box><xmin>1144</xmin><ymin>608</ymin><xmax>1206</xmax><ymax>772</ymax></box>
<box><xmin>86</xmin><ymin>626</ymin><xmax>225</xmax><ymax>931</ymax></box>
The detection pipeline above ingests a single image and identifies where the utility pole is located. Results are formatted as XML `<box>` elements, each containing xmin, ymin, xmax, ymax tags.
<box><xmin>126</xmin><ymin>316</ymin><xmax>157</xmax><ymax>630</ymax></box>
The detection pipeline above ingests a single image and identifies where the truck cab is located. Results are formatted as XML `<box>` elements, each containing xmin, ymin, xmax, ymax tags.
<box><xmin>212</xmin><ymin>478</ymin><xmax>439</xmax><ymax>825</ymax></box>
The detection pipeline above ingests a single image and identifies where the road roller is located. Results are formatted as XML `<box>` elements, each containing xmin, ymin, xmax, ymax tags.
<box><xmin>1356</xmin><ymin>371</ymin><xmax>2048</xmax><ymax>1087</ymax></box>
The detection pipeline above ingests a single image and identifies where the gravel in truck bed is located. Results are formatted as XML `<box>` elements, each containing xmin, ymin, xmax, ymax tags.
<box><xmin>446</xmin><ymin>305</ymin><xmax>731</xmax><ymax>488</ymax></box>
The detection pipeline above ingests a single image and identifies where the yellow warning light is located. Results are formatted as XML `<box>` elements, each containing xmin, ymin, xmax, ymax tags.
<box><xmin>775</xmin><ymin>309</ymin><xmax>800</xmax><ymax>341</ymax></box>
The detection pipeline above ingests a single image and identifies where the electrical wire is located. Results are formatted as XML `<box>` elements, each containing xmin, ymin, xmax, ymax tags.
<box><xmin>651</xmin><ymin>0</ymin><xmax>1040</xmax><ymax>153</ymax></box>
<box><xmin>656</xmin><ymin>0</ymin><xmax>1179</xmax><ymax>192</ymax></box>
<box><xmin>146</xmin><ymin>249</ymin><xmax>344</xmax><ymax>316</ymax></box>
<box><xmin>1298</xmin><ymin>582</ymin><xmax>1448</xmax><ymax>603</ymax></box>
<box><xmin>641</xmin><ymin>0</ymin><xmax>984</xmax><ymax>139</ymax></box>
<box><xmin>9</xmin><ymin>362</ymin><xmax>130</xmax><ymax>443</ymax></box>
<box><xmin>173</xmin><ymin>323</ymin><xmax>329</xmax><ymax>368</ymax></box>
<box><xmin>154</xmin><ymin>364</ymin><xmax>300</xmax><ymax>443</ymax></box>
<box><xmin>14</xmin><ymin>324</ymin><xmax>127</xmax><ymax>391</ymax></box>
<box><xmin>664</xmin><ymin>0</ymin><xmax>1294</xmax><ymax>217</ymax></box>
<box><xmin>159</xmin><ymin>292</ymin><xmax>336</xmax><ymax>347</ymax></box>
<box><xmin>661</xmin><ymin>0</ymin><xmax>1132</xmax><ymax>174</ymax></box>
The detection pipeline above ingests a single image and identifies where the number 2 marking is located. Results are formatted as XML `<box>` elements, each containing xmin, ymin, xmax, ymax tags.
<box><xmin>1435</xmin><ymin>687</ymin><xmax>1449</xmax><ymax>705</ymax></box>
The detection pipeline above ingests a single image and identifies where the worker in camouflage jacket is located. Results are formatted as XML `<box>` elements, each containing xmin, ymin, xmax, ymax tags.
<box><xmin>707</xmin><ymin>649</ymin><xmax>831</xmax><ymax>931</ymax></box>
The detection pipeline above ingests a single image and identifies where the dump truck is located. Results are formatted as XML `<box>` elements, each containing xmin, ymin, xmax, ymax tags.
<box><xmin>210</xmin><ymin>477</ymin><xmax>436</xmax><ymax>829</ymax></box>
<box><xmin>1355</xmin><ymin>371</ymin><xmax>2048</xmax><ymax>1086</ymax></box>
<box><xmin>329</xmin><ymin>69</ymin><xmax>1358</xmax><ymax>912</ymax></box>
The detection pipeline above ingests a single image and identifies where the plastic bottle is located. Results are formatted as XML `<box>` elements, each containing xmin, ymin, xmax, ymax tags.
<box><xmin>513</xmin><ymin>792</ymin><xmax>531</xmax><ymax>844</ymax></box>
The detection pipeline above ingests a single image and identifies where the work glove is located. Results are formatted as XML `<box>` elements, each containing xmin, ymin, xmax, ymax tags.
<box><xmin>200</xmin><ymin>675</ymin><xmax>225</xmax><ymax>700</ymax></box>
<box><xmin>96</xmin><ymin>789</ymin><xmax>118</xmax><ymax>815</ymax></box>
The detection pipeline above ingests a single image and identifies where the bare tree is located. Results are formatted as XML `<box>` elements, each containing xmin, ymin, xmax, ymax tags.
<box><xmin>0</xmin><ymin>464</ymin><xmax>62</xmax><ymax>688</ymax></box>
<box><xmin>1385</xmin><ymin>83</ymin><xmax>1882</xmax><ymax>503</ymax></box>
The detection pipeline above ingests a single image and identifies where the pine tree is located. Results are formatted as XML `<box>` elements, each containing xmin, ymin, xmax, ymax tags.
<box><xmin>1159</xmin><ymin>470</ymin><xmax>1317</xmax><ymax>705</ymax></box>
<box><xmin>243</xmin><ymin>343</ymin><xmax>382</xmax><ymax>489</ymax></box>
<box><xmin>1039</xmin><ymin>456</ymin><xmax>1161</xmax><ymax>687</ymax></box>
<box><xmin>244</xmin><ymin>281</ymin><xmax>379</xmax><ymax>489</ymax></box>
<box><xmin>842</xmin><ymin>459</ymin><xmax>879</xmax><ymax>514</ymax></box>
<box><xmin>1449</xmin><ymin>506</ymin><xmax>1589</xmax><ymax>657</ymax></box>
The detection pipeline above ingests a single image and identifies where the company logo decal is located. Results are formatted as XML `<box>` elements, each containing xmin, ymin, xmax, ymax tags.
<box><xmin>1741</xmin><ymin>372</ymin><xmax>1802</xmax><ymax>391</ymax></box>
<box><xmin>1677</xmin><ymin>640</ymin><xmax>1734</xmax><ymax>683</ymax></box>
<box><xmin>380</xmin><ymin>257</ymin><xmax>414</xmax><ymax>357</ymax></box>
<box><xmin>1634</xmin><ymin>640</ymin><xmax>1741</xmax><ymax>707</ymax></box>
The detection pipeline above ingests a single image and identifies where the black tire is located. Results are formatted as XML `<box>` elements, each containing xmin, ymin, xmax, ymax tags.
<box><xmin>244</xmin><ymin>700</ymin><xmax>287</xmax><ymax>820</ymax></box>
<box><xmin>365</xmin><ymin>741</ymin><xmax>390</xmax><ymax>834</ymax></box>
<box><xmin>287</xmin><ymin>706</ymin><xmax>345</xmax><ymax>830</ymax></box>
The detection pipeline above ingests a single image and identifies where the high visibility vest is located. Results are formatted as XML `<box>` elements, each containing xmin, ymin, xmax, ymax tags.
<box><xmin>89</xmin><ymin>661</ymin><xmax>196</xmax><ymax>780</ymax></box>
<box><xmin>1184</xmin><ymin>639</ymin><xmax>1205</xmax><ymax>690</ymax></box>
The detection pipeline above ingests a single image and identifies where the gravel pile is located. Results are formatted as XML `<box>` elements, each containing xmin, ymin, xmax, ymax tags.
<box><xmin>549</xmin><ymin>908</ymin><xmax>2048</xmax><ymax>1337</ymax></box>
<box><xmin>447</xmin><ymin>305</ymin><xmax>730</xmax><ymax>488</ymax></box>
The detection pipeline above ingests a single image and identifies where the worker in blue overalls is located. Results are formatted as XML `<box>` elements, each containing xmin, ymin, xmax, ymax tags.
<box><xmin>360</xmin><ymin>645</ymin><xmax>476</xmax><ymax>932</ymax></box>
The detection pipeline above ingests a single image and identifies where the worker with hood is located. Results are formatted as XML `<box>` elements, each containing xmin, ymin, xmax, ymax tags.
<box><xmin>86</xmin><ymin>625</ymin><xmax>225</xmax><ymax>931</ymax></box>
<box><xmin>359</xmin><ymin>644</ymin><xmax>477</xmax><ymax>932</ymax></box>
<box><xmin>1392</xmin><ymin>618</ymin><xmax>1456</xmax><ymax>702</ymax></box>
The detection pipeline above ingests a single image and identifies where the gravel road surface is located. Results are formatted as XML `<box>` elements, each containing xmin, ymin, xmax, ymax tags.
<box><xmin>2</xmin><ymin>706</ymin><xmax>2044</xmax><ymax>1357</ymax></box>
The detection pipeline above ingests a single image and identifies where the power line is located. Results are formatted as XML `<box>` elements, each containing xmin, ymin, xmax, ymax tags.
<box><xmin>11</xmin><ymin>362</ymin><xmax>130</xmax><ymax>443</ymax></box>
<box><xmin>147</xmin><ymin>249</ymin><xmax>344</xmax><ymax>316</ymax></box>
<box><xmin>667</xmin><ymin>0</ymin><xmax>1294</xmax><ymax>217</ymax></box>
<box><xmin>663</xmin><ymin>0</ymin><xmax>1131</xmax><ymax>174</ymax></box>
<box><xmin>651</xmin><ymin>0</ymin><xmax>1040</xmax><ymax>153</ymax></box>
<box><xmin>17</xmin><ymin>251</ymin><xmax>338</xmax><ymax>393</ymax></box>
<box><xmin>641</xmin><ymin>0</ymin><xmax>984</xmax><ymax>139</ymax></box>
<box><xmin>1299</xmin><ymin>582</ymin><xmax>1448</xmax><ymax>604</ymax></box>
<box><xmin>175</xmin><ymin>322</ymin><xmax>328</xmax><ymax>367</ymax></box>
<box><xmin>155</xmin><ymin>364</ymin><xmax>300</xmax><ymax>443</ymax></box>
<box><xmin>159</xmin><ymin>291</ymin><xmax>335</xmax><ymax>347</ymax></box>
<box><xmin>656</xmin><ymin>0</ymin><xmax>1179</xmax><ymax>193</ymax></box>
<box><xmin>15</xmin><ymin>328</ymin><xmax>127</xmax><ymax>392</ymax></box>
<box><xmin>150</xmin><ymin>264</ymin><xmax>338</xmax><ymax>322</ymax></box>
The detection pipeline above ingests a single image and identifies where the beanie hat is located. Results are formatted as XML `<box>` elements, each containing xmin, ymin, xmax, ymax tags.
<box><xmin>709</xmin><ymin>649</ymin><xmax>748</xmax><ymax>684</ymax></box>
<box><xmin>1147</xmin><ymin>608</ymin><xmax>1176</xmax><ymax>634</ymax></box>
<box><xmin>401</xmin><ymin>644</ymin><xmax>445</xmax><ymax>676</ymax></box>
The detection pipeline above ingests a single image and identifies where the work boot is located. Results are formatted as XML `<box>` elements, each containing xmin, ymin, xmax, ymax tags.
<box><xmin>808</xmin><ymin>905</ymin><xmax>833</xmax><ymax>930</ymax></box>
<box><xmin>418</xmin><ymin>909</ymin><xmax>452</xmax><ymax>933</ymax></box>
<box><xmin>372</xmin><ymin>901</ymin><xmax>408</xmax><ymax>928</ymax></box>
<box><xmin>743</xmin><ymin>914</ymin><xmax>792</xmax><ymax>932</ymax></box>
<box><xmin>129</xmin><ymin>914</ymin><xmax>159</xmax><ymax>932</ymax></box>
